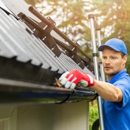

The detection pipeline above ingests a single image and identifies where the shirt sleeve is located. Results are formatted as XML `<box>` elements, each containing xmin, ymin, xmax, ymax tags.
<box><xmin>113</xmin><ymin>79</ymin><xmax>130</xmax><ymax>110</ymax></box>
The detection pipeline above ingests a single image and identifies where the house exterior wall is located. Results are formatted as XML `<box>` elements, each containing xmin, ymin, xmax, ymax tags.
<box><xmin>0</xmin><ymin>106</ymin><xmax>17</xmax><ymax>130</ymax></box>
<box><xmin>17</xmin><ymin>102</ymin><xmax>89</xmax><ymax>130</ymax></box>
<box><xmin>0</xmin><ymin>102</ymin><xmax>89</xmax><ymax>130</ymax></box>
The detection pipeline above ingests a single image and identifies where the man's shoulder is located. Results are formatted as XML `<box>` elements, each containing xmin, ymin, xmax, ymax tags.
<box><xmin>114</xmin><ymin>75</ymin><xmax>130</xmax><ymax>88</ymax></box>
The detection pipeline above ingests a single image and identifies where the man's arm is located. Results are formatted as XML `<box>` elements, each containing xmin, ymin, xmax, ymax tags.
<box><xmin>91</xmin><ymin>80</ymin><xmax>123</xmax><ymax>102</ymax></box>
<box><xmin>59</xmin><ymin>69</ymin><xmax>123</xmax><ymax>102</ymax></box>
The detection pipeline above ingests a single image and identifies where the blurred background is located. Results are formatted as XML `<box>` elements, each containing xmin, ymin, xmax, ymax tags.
<box><xmin>25</xmin><ymin>0</ymin><xmax>130</xmax><ymax>73</ymax></box>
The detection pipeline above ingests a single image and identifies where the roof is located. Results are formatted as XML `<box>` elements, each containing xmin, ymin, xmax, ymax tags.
<box><xmin>0</xmin><ymin>0</ymin><xmax>96</xmax><ymax>105</ymax></box>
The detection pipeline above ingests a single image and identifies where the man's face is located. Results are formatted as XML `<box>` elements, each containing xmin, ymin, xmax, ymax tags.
<box><xmin>102</xmin><ymin>47</ymin><xmax>127</xmax><ymax>79</ymax></box>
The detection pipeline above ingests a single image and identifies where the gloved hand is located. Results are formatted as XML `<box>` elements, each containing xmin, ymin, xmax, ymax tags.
<box><xmin>59</xmin><ymin>69</ymin><xmax>94</xmax><ymax>89</ymax></box>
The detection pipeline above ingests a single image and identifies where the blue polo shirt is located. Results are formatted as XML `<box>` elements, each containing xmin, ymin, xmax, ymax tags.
<box><xmin>103</xmin><ymin>69</ymin><xmax>130</xmax><ymax>130</ymax></box>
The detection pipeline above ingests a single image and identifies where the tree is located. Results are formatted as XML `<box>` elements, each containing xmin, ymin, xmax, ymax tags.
<box><xmin>25</xmin><ymin>0</ymin><xmax>130</xmax><ymax>49</ymax></box>
<box><xmin>24</xmin><ymin>0</ymin><xmax>130</xmax><ymax>73</ymax></box>
<box><xmin>91</xmin><ymin>0</ymin><xmax>130</xmax><ymax>73</ymax></box>
<box><xmin>91</xmin><ymin>0</ymin><xmax>130</xmax><ymax>53</ymax></box>
<box><xmin>24</xmin><ymin>0</ymin><xmax>94</xmax><ymax>48</ymax></box>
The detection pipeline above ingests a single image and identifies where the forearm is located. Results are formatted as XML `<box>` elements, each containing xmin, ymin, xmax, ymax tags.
<box><xmin>90</xmin><ymin>80</ymin><xmax>122</xmax><ymax>102</ymax></box>
<box><xmin>59</xmin><ymin>69</ymin><xmax>122</xmax><ymax>102</ymax></box>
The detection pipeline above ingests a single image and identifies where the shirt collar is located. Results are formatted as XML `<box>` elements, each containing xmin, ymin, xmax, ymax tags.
<box><xmin>108</xmin><ymin>69</ymin><xmax>127</xmax><ymax>84</ymax></box>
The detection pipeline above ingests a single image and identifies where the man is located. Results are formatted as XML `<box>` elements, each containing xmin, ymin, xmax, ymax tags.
<box><xmin>59</xmin><ymin>38</ymin><xmax>130</xmax><ymax>130</ymax></box>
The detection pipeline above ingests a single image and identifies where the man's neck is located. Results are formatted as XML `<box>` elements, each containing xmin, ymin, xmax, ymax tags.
<box><xmin>106</xmin><ymin>73</ymin><xmax>118</xmax><ymax>81</ymax></box>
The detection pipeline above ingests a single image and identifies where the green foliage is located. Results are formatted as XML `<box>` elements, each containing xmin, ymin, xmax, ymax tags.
<box><xmin>24</xmin><ymin>0</ymin><xmax>93</xmax><ymax>46</ymax></box>
<box><xmin>91</xmin><ymin>0</ymin><xmax>130</xmax><ymax>53</ymax></box>
<box><xmin>25</xmin><ymin>0</ymin><xmax>130</xmax><ymax>73</ymax></box>
<box><xmin>89</xmin><ymin>101</ymin><xmax>99</xmax><ymax>130</ymax></box>
<box><xmin>126</xmin><ymin>55</ymin><xmax>130</xmax><ymax>74</ymax></box>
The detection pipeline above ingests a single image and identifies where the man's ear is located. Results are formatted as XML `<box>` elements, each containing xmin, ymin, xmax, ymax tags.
<box><xmin>123</xmin><ymin>55</ymin><xmax>127</xmax><ymax>64</ymax></box>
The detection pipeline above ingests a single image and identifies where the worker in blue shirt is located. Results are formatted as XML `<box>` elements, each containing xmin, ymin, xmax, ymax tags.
<box><xmin>59</xmin><ymin>38</ymin><xmax>130</xmax><ymax>130</ymax></box>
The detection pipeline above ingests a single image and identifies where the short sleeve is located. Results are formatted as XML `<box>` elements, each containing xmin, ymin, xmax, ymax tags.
<box><xmin>113</xmin><ymin>79</ymin><xmax>130</xmax><ymax>110</ymax></box>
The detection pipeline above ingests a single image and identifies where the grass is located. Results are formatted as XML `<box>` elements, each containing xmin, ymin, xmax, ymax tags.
<box><xmin>89</xmin><ymin>100</ymin><xmax>99</xmax><ymax>130</ymax></box>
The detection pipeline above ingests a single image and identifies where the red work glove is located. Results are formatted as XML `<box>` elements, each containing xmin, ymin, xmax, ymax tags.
<box><xmin>59</xmin><ymin>69</ymin><xmax>94</xmax><ymax>89</ymax></box>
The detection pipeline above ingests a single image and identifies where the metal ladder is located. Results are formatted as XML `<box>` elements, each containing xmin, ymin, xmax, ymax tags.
<box><xmin>88</xmin><ymin>14</ymin><xmax>105</xmax><ymax>130</ymax></box>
